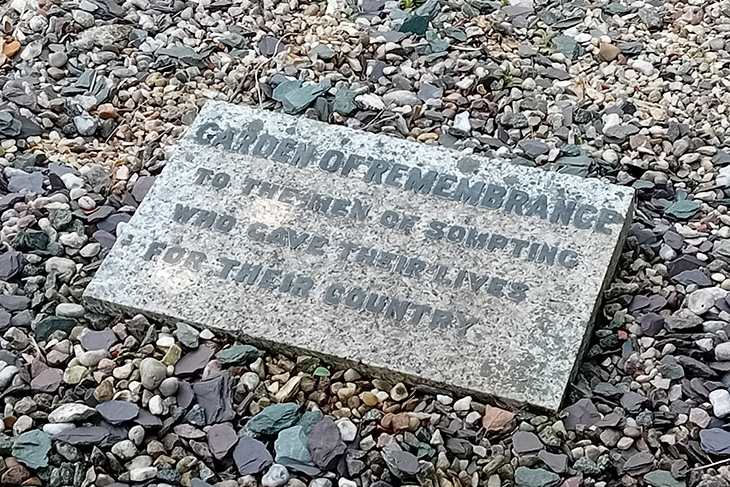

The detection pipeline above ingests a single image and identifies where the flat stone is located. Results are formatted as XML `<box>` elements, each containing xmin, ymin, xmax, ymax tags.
<box><xmin>217</xmin><ymin>344</ymin><xmax>261</xmax><ymax>364</ymax></box>
<box><xmin>80</xmin><ymin>328</ymin><xmax>117</xmax><ymax>351</ymax></box>
<box><xmin>234</xmin><ymin>436</ymin><xmax>273</xmax><ymax>474</ymax></box>
<box><xmin>206</xmin><ymin>423</ymin><xmax>238</xmax><ymax>460</ymax></box>
<box><xmin>30</xmin><ymin>368</ymin><xmax>63</xmax><ymax>393</ymax></box>
<box><xmin>175</xmin><ymin>345</ymin><xmax>215</xmax><ymax>374</ymax></box>
<box><xmin>53</xmin><ymin>426</ymin><xmax>109</xmax><ymax>445</ymax></box>
<box><xmin>96</xmin><ymin>400</ymin><xmax>140</xmax><ymax>424</ymax></box>
<box><xmin>12</xmin><ymin>430</ymin><xmax>51</xmax><ymax>469</ymax></box>
<box><xmin>307</xmin><ymin>417</ymin><xmax>345</xmax><ymax>469</ymax></box>
<box><xmin>514</xmin><ymin>467</ymin><xmax>560</xmax><ymax>487</ymax></box>
<box><xmin>248</xmin><ymin>403</ymin><xmax>301</xmax><ymax>436</ymax></box>
<box><xmin>83</xmin><ymin>102</ymin><xmax>635</xmax><ymax>411</ymax></box>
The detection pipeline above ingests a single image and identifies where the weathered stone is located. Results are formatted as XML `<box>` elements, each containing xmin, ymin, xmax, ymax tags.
<box><xmin>84</xmin><ymin>102</ymin><xmax>635</xmax><ymax>411</ymax></box>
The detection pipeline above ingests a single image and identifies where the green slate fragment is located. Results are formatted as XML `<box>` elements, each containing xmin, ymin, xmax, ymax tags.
<box><xmin>633</xmin><ymin>180</ymin><xmax>654</xmax><ymax>190</ymax></box>
<box><xmin>248</xmin><ymin>403</ymin><xmax>301</xmax><ymax>436</ymax></box>
<box><xmin>333</xmin><ymin>88</ymin><xmax>356</xmax><ymax>115</ymax></box>
<box><xmin>11</xmin><ymin>230</ymin><xmax>49</xmax><ymax>251</ymax></box>
<box><xmin>216</xmin><ymin>344</ymin><xmax>262</xmax><ymax>364</ymax></box>
<box><xmin>155</xmin><ymin>46</ymin><xmax>205</xmax><ymax>65</ymax></box>
<box><xmin>312</xmin><ymin>366</ymin><xmax>330</xmax><ymax>377</ymax></box>
<box><xmin>420</xmin><ymin>30</ymin><xmax>449</xmax><ymax>55</ymax></box>
<box><xmin>666</xmin><ymin>199</ymin><xmax>701</xmax><ymax>219</ymax></box>
<box><xmin>13</xmin><ymin>430</ymin><xmax>51</xmax><ymax>469</ymax></box>
<box><xmin>35</xmin><ymin>316</ymin><xmax>76</xmax><ymax>341</ymax></box>
<box><xmin>444</xmin><ymin>27</ymin><xmax>467</xmax><ymax>41</ymax></box>
<box><xmin>273</xmin><ymin>79</ymin><xmax>332</xmax><ymax>114</ymax></box>
<box><xmin>297</xmin><ymin>410</ymin><xmax>324</xmax><ymax>435</ymax></box>
<box><xmin>275</xmin><ymin>425</ymin><xmax>312</xmax><ymax>465</ymax></box>
<box><xmin>552</xmin><ymin>35</ymin><xmax>584</xmax><ymax>60</ymax></box>
<box><xmin>644</xmin><ymin>470</ymin><xmax>685</xmax><ymax>487</ymax></box>
<box><xmin>399</xmin><ymin>0</ymin><xmax>440</xmax><ymax>35</ymax></box>
<box><xmin>310</xmin><ymin>44</ymin><xmax>335</xmax><ymax>60</ymax></box>
<box><xmin>514</xmin><ymin>467</ymin><xmax>561</xmax><ymax>487</ymax></box>
<box><xmin>593</xmin><ymin>381</ymin><xmax>621</xmax><ymax>397</ymax></box>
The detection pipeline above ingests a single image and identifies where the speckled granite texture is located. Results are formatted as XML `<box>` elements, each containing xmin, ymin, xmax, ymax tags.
<box><xmin>84</xmin><ymin>101</ymin><xmax>634</xmax><ymax>411</ymax></box>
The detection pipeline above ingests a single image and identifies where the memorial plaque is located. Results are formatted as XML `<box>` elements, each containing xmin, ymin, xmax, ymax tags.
<box><xmin>84</xmin><ymin>101</ymin><xmax>634</xmax><ymax>410</ymax></box>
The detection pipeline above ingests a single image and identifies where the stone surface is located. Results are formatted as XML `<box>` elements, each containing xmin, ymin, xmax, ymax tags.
<box><xmin>84</xmin><ymin>102</ymin><xmax>634</xmax><ymax>410</ymax></box>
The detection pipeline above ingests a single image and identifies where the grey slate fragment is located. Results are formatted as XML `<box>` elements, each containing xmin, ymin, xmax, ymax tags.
<box><xmin>131</xmin><ymin>176</ymin><xmax>155</xmax><ymax>203</ymax></box>
<box><xmin>175</xmin><ymin>322</ymin><xmax>200</xmax><ymax>348</ymax></box>
<box><xmin>258</xmin><ymin>37</ymin><xmax>285</xmax><ymax>56</ymax></box>
<box><xmin>537</xmin><ymin>450</ymin><xmax>568</xmax><ymax>473</ymax></box>
<box><xmin>552</xmin><ymin>36</ymin><xmax>583</xmax><ymax>60</ymax></box>
<box><xmin>233</xmin><ymin>436</ymin><xmax>273</xmax><ymax>474</ymax></box>
<box><xmin>175</xmin><ymin>345</ymin><xmax>215</xmax><ymax>374</ymax></box>
<box><xmin>96</xmin><ymin>400</ymin><xmax>140</xmax><ymax>424</ymax></box>
<box><xmin>206</xmin><ymin>422</ymin><xmax>238</xmax><ymax>460</ymax></box>
<box><xmin>672</xmin><ymin>269</ymin><xmax>712</xmax><ymax>286</ymax></box>
<box><xmin>81</xmin><ymin>328</ymin><xmax>118</xmax><ymax>351</ymax></box>
<box><xmin>54</xmin><ymin>426</ymin><xmax>109</xmax><ymax>445</ymax></box>
<box><xmin>155</xmin><ymin>46</ymin><xmax>205</xmax><ymax>65</ymax></box>
<box><xmin>307</xmin><ymin>417</ymin><xmax>346</xmax><ymax>469</ymax></box>
<box><xmin>563</xmin><ymin>398</ymin><xmax>601</xmax><ymax>429</ymax></box>
<box><xmin>0</xmin><ymin>295</ymin><xmax>30</xmax><ymax>311</ymax></box>
<box><xmin>518</xmin><ymin>139</ymin><xmax>549</xmax><ymax>159</ymax></box>
<box><xmin>700</xmin><ymin>428</ymin><xmax>730</xmax><ymax>455</ymax></box>
<box><xmin>512</xmin><ymin>431</ymin><xmax>544</xmax><ymax>454</ymax></box>
<box><xmin>30</xmin><ymin>368</ymin><xmax>63</xmax><ymax>393</ymax></box>
<box><xmin>620</xmin><ymin>391</ymin><xmax>646</xmax><ymax>412</ymax></box>
<box><xmin>0</xmin><ymin>251</ymin><xmax>23</xmax><ymax>281</ymax></box>
<box><xmin>382</xmin><ymin>443</ymin><xmax>419</xmax><ymax>477</ymax></box>
<box><xmin>192</xmin><ymin>372</ymin><xmax>235</xmax><ymax>424</ymax></box>
<box><xmin>623</xmin><ymin>452</ymin><xmax>655</xmax><ymax>475</ymax></box>
<box><xmin>8</xmin><ymin>172</ymin><xmax>43</xmax><ymax>194</ymax></box>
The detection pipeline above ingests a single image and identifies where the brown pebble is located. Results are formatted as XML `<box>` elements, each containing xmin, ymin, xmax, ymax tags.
<box><xmin>97</xmin><ymin>104</ymin><xmax>117</xmax><ymax>119</ymax></box>
<box><xmin>2</xmin><ymin>40</ymin><xmax>21</xmax><ymax>57</ymax></box>
<box><xmin>391</xmin><ymin>412</ymin><xmax>410</xmax><ymax>432</ymax></box>
<box><xmin>2</xmin><ymin>465</ymin><xmax>30</xmax><ymax>486</ymax></box>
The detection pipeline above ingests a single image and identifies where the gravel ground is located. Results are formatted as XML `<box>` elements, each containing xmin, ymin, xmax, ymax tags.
<box><xmin>2</xmin><ymin>0</ymin><xmax>730</xmax><ymax>486</ymax></box>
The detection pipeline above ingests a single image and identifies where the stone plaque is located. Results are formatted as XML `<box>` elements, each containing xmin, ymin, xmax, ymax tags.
<box><xmin>84</xmin><ymin>101</ymin><xmax>634</xmax><ymax>410</ymax></box>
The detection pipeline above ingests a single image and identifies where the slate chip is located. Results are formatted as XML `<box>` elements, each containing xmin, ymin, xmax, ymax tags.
<box><xmin>537</xmin><ymin>450</ymin><xmax>568</xmax><ymax>473</ymax></box>
<box><xmin>563</xmin><ymin>398</ymin><xmax>601</xmax><ymax>429</ymax></box>
<box><xmin>175</xmin><ymin>345</ymin><xmax>215</xmax><ymax>375</ymax></box>
<box><xmin>623</xmin><ymin>452</ymin><xmax>655</xmax><ymax>475</ymax></box>
<box><xmin>30</xmin><ymin>368</ymin><xmax>63</xmax><ymax>393</ymax></box>
<box><xmin>382</xmin><ymin>443</ymin><xmax>419</xmax><ymax>478</ymax></box>
<box><xmin>0</xmin><ymin>251</ymin><xmax>23</xmax><ymax>281</ymax></box>
<box><xmin>192</xmin><ymin>372</ymin><xmax>235</xmax><ymax>425</ymax></box>
<box><xmin>206</xmin><ymin>422</ymin><xmax>238</xmax><ymax>460</ymax></box>
<box><xmin>80</xmin><ymin>328</ymin><xmax>118</xmax><ymax>351</ymax></box>
<box><xmin>12</xmin><ymin>430</ymin><xmax>51</xmax><ymax>469</ymax></box>
<box><xmin>54</xmin><ymin>426</ymin><xmax>109</xmax><ymax>445</ymax></box>
<box><xmin>233</xmin><ymin>436</ymin><xmax>273</xmax><ymax>474</ymax></box>
<box><xmin>96</xmin><ymin>400</ymin><xmax>140</xmax><ymax>424</ymax></box>
<box><xmin>248</xmin><ymin>402</ymin><xmax>301</xmax><ymax>435</ymax></box>
<box><xmin>275</xmin><ymin>425</ymin><xmax>312</xmax><ymax>465</ymax></box>
<box><xmin>8</xmin><ymin>172</ymin><xmax>43</xmax><ymax>194</ymax></box>
<box><xmin>512</xmin><ymin>431</ymin><xmax>544</xmax><ymax>454</ymax></box>
<box><xmin>0</xmin><ymin>295</ymin><xmax>30</xmax><ymax>312</ymax></box>
<box><xmin>307</xmin><ymin>417</ymin><xmax>346</xmax><ymax>469</ymax></box>
<box><xmin>216</xmin><ymin>344</ymin><xmax>261</xmax><ymax>365</ymax></box>
<box><xmin>700</xmin><ymin>428</ymin><xmax>730</xmax><ymax>455</ymax></box>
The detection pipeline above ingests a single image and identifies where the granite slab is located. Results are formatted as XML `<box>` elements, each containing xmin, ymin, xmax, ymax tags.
<box><xmin>84</xmin><ymin>101</ymin><xmax>635</xmax><ymax>411</ymax></box>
